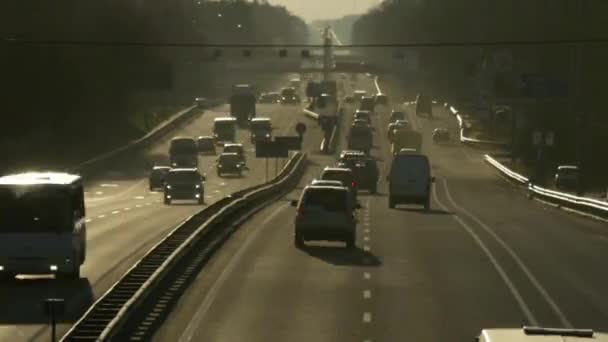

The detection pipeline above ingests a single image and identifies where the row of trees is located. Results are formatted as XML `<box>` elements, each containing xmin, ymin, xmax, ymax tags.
<box><xmin>352</xmin><ymin>0</ymin><xmax>608</xmax><ymax>184</ymax></box>
<box><xmin>0</xmin><ymin>0</ymin><xmax>308</xmax><ymax>171</ymax></box>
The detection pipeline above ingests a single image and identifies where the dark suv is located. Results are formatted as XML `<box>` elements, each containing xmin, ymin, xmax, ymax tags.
<box><xmin>217</xmin><ymin>152</ymin><xmax>245</xmax><ymax>177</ymax></box>
<box><xmin>163</xmin><ymin>168</ymin><xmax>205</xmax><ymax>205</ymax></box>
<box><xmin>338</xmin><ymin>158</ymin><xmax>379</xmax><ymax>193</ymax></box>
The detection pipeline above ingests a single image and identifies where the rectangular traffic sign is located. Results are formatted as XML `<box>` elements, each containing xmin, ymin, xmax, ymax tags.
<box><xmin>521</xmin><ymin>74</ymin><xmax>568</xmax><ymax>98</ymax></box>
<box><xmin>255</xmin><ymin>141</ymin><xmax>288</xmax><ymax>158</ymax></box>
<box><xmin>274</xmin><ymin>136</ymin><xmax>302</xmax><ymax>151</ymax></box>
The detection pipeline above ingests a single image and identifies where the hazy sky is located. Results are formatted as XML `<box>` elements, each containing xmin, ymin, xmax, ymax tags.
<box><xmin>265</xmin><ymin>0</ymin><xmax>380</xmax><ymax>22</ymax></box>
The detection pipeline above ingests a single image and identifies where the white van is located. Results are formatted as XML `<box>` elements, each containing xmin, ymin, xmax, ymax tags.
<box><xmin>387</xmin><ymin>153</ymin><xmax>434</xmax><ymax>210</ymax></box>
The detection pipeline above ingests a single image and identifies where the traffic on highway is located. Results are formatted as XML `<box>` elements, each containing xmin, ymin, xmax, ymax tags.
<box><xmin>2</xmin><ymin>1</ymin><xmax>608</xmax><ymax>342</ymax></box>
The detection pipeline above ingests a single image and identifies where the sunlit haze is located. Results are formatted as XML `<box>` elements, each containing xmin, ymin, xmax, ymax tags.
<box><xmin>265</xmin><ymin>0</ymin><xmax>380</xmax><ymax>21</ymax></box>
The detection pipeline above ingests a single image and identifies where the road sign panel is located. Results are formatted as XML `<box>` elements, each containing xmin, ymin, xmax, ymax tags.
<box><xmin>274</xmin><ymin>136</ymin><xmax>302</xmax><ymax>151</ymax></box>
<box><xmin>521</xmin><ymin>74</ymin><xmax>568</xmax><ymax>98</ymax></box>
<box><xmin>255</xmin><ymin>141</ymin><xmax>288</xmax><ymax>158</ymax></box>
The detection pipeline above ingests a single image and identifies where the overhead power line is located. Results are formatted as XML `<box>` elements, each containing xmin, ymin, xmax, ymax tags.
<box><xmin>2</xmin><ymin>38</ymin><xmax>608</xmax><ymax>48</ymax></box>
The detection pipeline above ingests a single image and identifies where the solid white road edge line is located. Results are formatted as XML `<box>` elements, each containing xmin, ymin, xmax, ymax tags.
<box><xmin>432</xmin><ymin>183</ymin><xmax>539</xmax><ymax>326</ymax></box>
<box><xmin>441</xmin><ymin>179</ymin><xmax>573</xmax><ymax>328</ymax></box>
<box><xmin>178</xmin><ymin>203</ymin><xmax>289</xmax><ymax>342</ymax></box>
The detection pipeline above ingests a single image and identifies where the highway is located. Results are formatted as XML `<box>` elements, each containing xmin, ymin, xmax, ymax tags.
<box><xmin>151</xmin><ymin>75</ymin><xmax>608</xmax><ymax>342</ymax></box>
<box><xmin>0</xmin><ymin>74</ymin><xmax>326</xmax><ymax>342</ymax></box>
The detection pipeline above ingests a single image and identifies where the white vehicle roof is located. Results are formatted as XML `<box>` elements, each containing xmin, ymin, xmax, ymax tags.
<box><xmin>214</xmin><ymin>117</ymin><xmax>237</xmax><ymax>122</ymax></box>
<box><xmin>479</xmin><ymin>327</ymin><xmax>607</xmax><ymax>342</ymax></box>
<box><xmin>323</xmin><ymin>167</ymin><xmax>353</xmax><ymax>173</ymax></box>
<box><xmin>0</xmin><ymin>172</ymin><xmax>81</xmax><ymax>186</ymax></box>
<box><xmin>152</xmin><ymin>166</ymin><xmax>171</xmax><ymax>171</ymax></box>
<box><xmin>224</xmin><ymin>143</ymin><xmax>243</xmax><ymax>148</ymax></box>
<box><xmin>311</xmin><ymin>179</ymin><xmax>345</xmax><ymax>187</ymax></box>
<box><xmin>169</xmin><ymin>168</ymin><xmax>199</xmax><ymax>173</ymax></box>
<box><xmin>557</xmin><ymin>165</ymin><xmax>579</xmax><ymax>170</ymax></box>
<box><xmin>171</xmin><ymin>136</ymin><xmax>195</xmax><ymax>141</ymax></box>
<box><xmin>304</xmin><ymin>184</ymin><xmax>350</xmax><ymax>192</ymax></box>
<box><xmin>250</xmin><ymin>117</ymin><xmax>271</xmax><ymax>122</ymax></box>
<box><xmin>197</xmin><ymin>135</ymin><xmax>213</xmax><ymax>139</ymax></box>
<box><xmin>354</xmin><ymin>90</ymin><xmax>367</xmax><ymax>94</ymax></box>
<box><xmin>398</xmin><ymin>148</ymin><xmax>420</xmax><ymax>154</ymax></box>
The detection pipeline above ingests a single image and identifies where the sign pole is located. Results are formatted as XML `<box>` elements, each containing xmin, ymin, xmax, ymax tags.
<box><xmin>275</xmin><ymin>158</ymin><xmax>278</xmax><ymax>178</ymax></box>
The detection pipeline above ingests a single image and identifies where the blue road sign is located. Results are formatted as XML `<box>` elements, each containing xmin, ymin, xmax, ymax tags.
<box><xmin>521</xmin><ymin>74</ymin><xmax>568</xmax><ymax>98</ymax></box>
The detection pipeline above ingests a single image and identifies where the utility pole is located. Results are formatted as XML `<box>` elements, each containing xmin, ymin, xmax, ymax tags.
<box><xmin>322</xmin><ymin>26</ymin><xmax>333</xmax><ymax>81</ymax></box>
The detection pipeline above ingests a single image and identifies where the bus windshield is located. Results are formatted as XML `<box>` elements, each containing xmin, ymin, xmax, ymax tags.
<box><xmin>0</xmin><ymin>186</ymin><xmax>73</xmax><ymax>233</ymax></box>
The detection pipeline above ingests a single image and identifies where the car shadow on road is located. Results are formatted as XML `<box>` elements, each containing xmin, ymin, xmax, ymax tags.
<box><xmin>395</xmin><ymin>207</ymin><xmax>453</xmax><ymax>215</ymax></box>
<box><xmin>300</xmin><ymin>245</ymin><xmax>382</xmax><ymax>267</ymax></box>
<box><xmin>0</xmin><ymin>277</ymin><xmax>93</xmax><ymax>324</ymax></box>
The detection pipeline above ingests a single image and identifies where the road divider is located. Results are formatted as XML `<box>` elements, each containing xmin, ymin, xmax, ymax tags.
<box><xmin>448</xmin><ymin>106</ymin><xmax>509</xmax><ymax>146</ymax></box>
<box><xmin>72</xmin><ymin>100</ymin><xmax>223</xmax><ymax>178</ymax></box>
<box><xmin>485</xmin><ymin>155</ymin><xmax>608</xmax><ymax>220</ymax></box>
<box><xmin>61</xmin><ymin>151</ymin><xmax>308</xmax><ymax>342</ymax></box>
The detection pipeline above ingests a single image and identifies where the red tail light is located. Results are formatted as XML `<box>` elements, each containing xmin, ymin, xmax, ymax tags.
<box><xmin>352</xmin><ymin>181</ymin><xmax>357</xmax><ymax>188</ymax></box>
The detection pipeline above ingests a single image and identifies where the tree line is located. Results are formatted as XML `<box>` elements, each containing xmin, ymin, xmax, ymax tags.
<box><xmin>0</xmin><ymin>0</ymin><xmax>308</xmax><ymax>170</ymax></box>
<box><xmin>352</xmin><ymin>0</ymin><xmax>608</xmax><ymax>185</ymax></box>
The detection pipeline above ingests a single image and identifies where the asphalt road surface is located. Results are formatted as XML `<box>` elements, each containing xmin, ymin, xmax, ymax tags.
<box><xmin>151</xmin><ymin>74</ymin><xmax>608</xmax><ymax>342</ymax></box>
<box><xmin>0</xmin><ymin>74</ymin><xmax>326</xmax><ymax>342</ymax></box>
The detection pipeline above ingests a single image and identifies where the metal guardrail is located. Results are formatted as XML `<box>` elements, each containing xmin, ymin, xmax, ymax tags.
<box><xmin>72</xmin><ymin>99</ymin><xmax>224</xmax><ymax>177</ymax></box>
<box><xmin>485</xmin><ymin>155</ymin><xmax>608</xmax><ymax>220</ymax></box>
<box><xmin>61</xmin><ymin>152</ymin><xmax>307</xmax><ymax>341</ymax></box>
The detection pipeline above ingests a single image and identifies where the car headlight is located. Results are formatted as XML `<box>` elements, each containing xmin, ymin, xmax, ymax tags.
<box><xmin>252</xmin><ymin>134</ymin><xmax>256</xmax><ymax>138</ymax></box>
<box><xmin>282</xmin><ymin>97</ymin><xmax>286</xmax><ymax>100</ymax></box>
<box><xmin>218</xmin><ymin>164</ymin><xmax>223</xmax><ymax>168</ymax></box>
<box><xmin>236</xmin><ymin>164</ymin><xmax>242</xmax><ymax>168</ymax></box>
<box><xmin>265</xmin><ymin>133</ymin><xmax>270</xmax><ymax>138</ymax></box>
<box><xmin>166</xmin><ymin>185</ymin><xmax>172</xmax><ymax>189</ymax></box>
<box><xmin>195</xmin><ymin>184</ymin><xmax>200</xmax><ymax>189</ymax></box>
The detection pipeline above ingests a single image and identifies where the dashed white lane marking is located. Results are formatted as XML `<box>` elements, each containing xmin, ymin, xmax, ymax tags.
<box><xmin>85</xmin><ymin>219</ymin><xmax>93</xmax><ymax>223</ymax></box>
<box><xmin>433</xmin><ymin>183</ymin><xmax>539</xmax><ymax>326</ymax></box>
<box><xmin>135</xmin><ymin>204</ymin><xmax>143</xmax><ymax>208</ymax></box>
<box><xmin>100</xmin><ymin>183</ymin><xmax>119</xmax><ymax>188</ymax></box>
<box><xmin>219</xmin><ymin>182</ymin><xmax>227</xmax><ymax>186</ymax></box>
<box><xmin>205</xmin><ymin>195</ymin><xmax>213</xmax><ymax>199</ymax></box>
<box><xmin>363</xmin><ymin>290</ymin><xmax>372</xmax><ymax>299</ymax></box>
<box><xmin>134</xmin><ymin>196</ymin><xmax>145</xmax><ymax>200</ymax></box>
<box><xmin>145</xmin><ymin>203</ymin><xmax>152</xmax><ymax>206</ymax></box>
<box><xmin>363</xmin><ymin>236</ymin><xmax>370</xmax><ymax>241</ymax></box>
<box><xmin>363</xmin><ymin>312</ymin><xmax>372</xmax><ymax>323</ymax></box>
<box><xmin>95</xmin><ymin>191</ymin><xmax>103</xmax><ymax>195</ymax></box>
<box><xmin>363</xmin><ymin>245</ymin><xmax>371</xmax><ymax>252</ymax></box>
<box><xmin>363</xmin><ymin>272</ymin><xmax>371</xmax><ymax>280</ymax></box>
<box><xmin>440</xmin><ymin>179</ymin><xmax>573</xmax><ymax>328</ymax></box>
<box><xmin>98</xmin><ymin>215</ymin><xmax>106</xmax><ymax>219</ymax></box>
<box><xmin>124</xmin><ymin>208</ymin><xmax>131</xmax><ymax>211</ymax></box>
<box><xmin>178</xmin><ymin>204</ymin><xmax>289</xmax><ymax>342</ymax></box>
<box><xmin>214</xmin><ymin>190</ymin><xmax>221</xmax><ymax>193</ymax></box>
<box><xmin>364</xmin><ymin>229</ymin><xmax>370</xmax><ymax>233</ymax></box>
<box><xmin>111</xmin><ymin>211</ymin><xmax>120</xmax><ymax>215</ymax></box>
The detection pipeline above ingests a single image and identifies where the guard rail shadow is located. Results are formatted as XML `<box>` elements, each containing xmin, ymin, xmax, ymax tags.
<box><xmin>60</xmin><ymin>151</ymin><xmax>307</xmax><ymax>342</ymax></box>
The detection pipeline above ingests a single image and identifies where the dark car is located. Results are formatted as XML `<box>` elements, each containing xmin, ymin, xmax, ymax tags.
<box><xmin>149</xmin><ymin>166</ymin><xmax>171</xmax><ymax>191</ymax></box>
<box><xmin>194</xmin><ymin>97</ymin><xmax>207</xmax><ymax>109</ymax></box>
<box><xmin>415</xmin><ymin>94</ymin><xmax>433</xmax><ymax>117</ymax></box>
<box><xmin>163</xmin><ymin>168</ymin><xmax>205</xmax><ymax>205</ymax></box>
<box><xmin>354</xmin><ymin>110</ymin><xmax>372</xmax><ymax>125</ymax></box>
<box><xmin>197</xmin><ymin>136</ymin><xmax>216</xmax><ymax>155</ymax></box>
<box><xmin>338</xmin><ymin>158</ymin><xmax>379</xmax><ymax>193</ymax></box>
<box><xmin>217</xmin><ymin>152</ymin><xmax>245</xmax><ymax>177</ymax></box>
<box><xmin>432</xmin><ymin>128</ymin><xmax>450</xmax><ymax>143</ymax></box>
<box><xmin>348</xmin><ymin>125</ymin><xmax>373</xmax><ymax>154</ymax></box>
<box><xmin>280</xmin><ymin>87</ymin><xmax>300</xmax><ymax>104</ymax></box>
<box><xmin>359</xmin><ymin>96</ymin><xmax>375</xmax><ymax>112</ymax></box>
<box><xmin>259</xmin><ymin>92</ymin><xmax>281</xmax><ymax>104</ymax></box>
<box><xmin>389</xmin><ymin>110</ymin><xmax>406</xmax><ymax>123</ymax></box>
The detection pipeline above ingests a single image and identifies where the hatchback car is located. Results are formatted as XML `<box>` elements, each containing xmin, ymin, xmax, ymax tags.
<box><xmin>197</xmin><ymin>136</ymin><xmax>216</xmax><ymax>155</ymax></box>
<box><xmin>223</xmin><ymin>143</ymin><xmax>246</xmax><ymax>163</ymax></box>
<box><xmin>320</xmin><ymin>167</ymin><xmax>358</xmax><ymax>202</ymax></box>
<box><xmin>389</xmin><ymin>110</ymin><xmax>406</xmax><ymax>123</ymax></box>
<box><xmin>354</xmin><ymin>110</ymin><xmax>372</xmax><ymax>125</ymax></box>
<box><xmin>291</xmin><ymin>185</ymin><xmax>357</xmax><ymax>249</ymax></box>
<box><xmin>217</xmin><ymin>152</ymin><xmax>245</xmax><ymax>177</ymax></box>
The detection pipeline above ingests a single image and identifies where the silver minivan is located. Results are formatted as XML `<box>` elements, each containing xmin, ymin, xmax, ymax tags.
<box><xmin>387</xmin><ymin>153</ymin><xmax>434</xmax><ymax>210</ymax></box>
